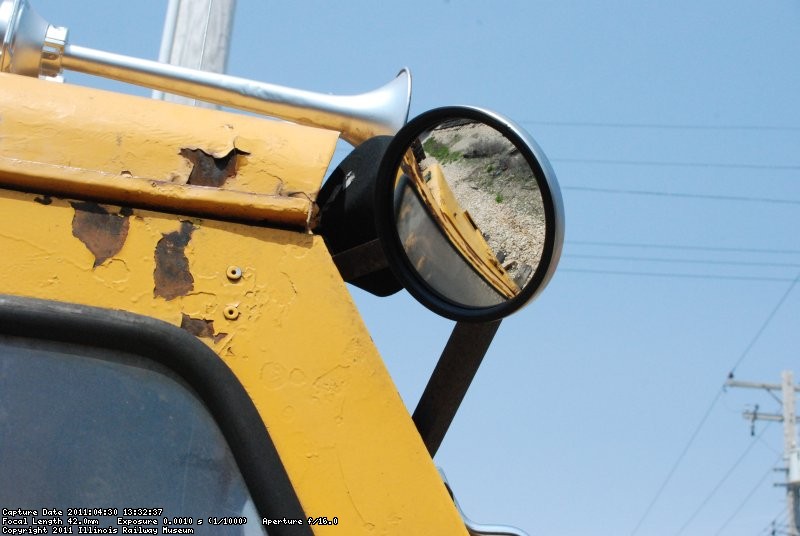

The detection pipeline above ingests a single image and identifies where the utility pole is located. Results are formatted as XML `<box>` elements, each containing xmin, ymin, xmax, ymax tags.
<box><xmin>726</xmin><ymin>371</ymin><xmax>800</xmax><ymax>536</ymax></box>
<box><xmin>153</xmin><ymin>0</ymin><xmax>236</xmax><ymax>107</ymax></box>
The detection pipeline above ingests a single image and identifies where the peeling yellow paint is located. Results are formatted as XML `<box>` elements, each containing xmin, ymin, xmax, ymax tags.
<box><xmin>0</xmin><ymin>74</ymin><xmax>339</xmax><ymax>228</ymax></box>
<box><xmin>0</xmin><ymin>72</ymin><xmax>469</xmax><ymax>534</ymax></box>
<box><xmin>0</xmin><ymin>74</ymin><xmax>337</xmax><ymax>196</ymax></box>
<box><xmin>0</xmin><ymin>191</ymin><xmax>467</xmax><ymax>535</ymax></box>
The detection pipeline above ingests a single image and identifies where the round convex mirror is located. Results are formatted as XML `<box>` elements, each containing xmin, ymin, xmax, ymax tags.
<box><xmin>375</xmin><ymin>106</ymin><xmax>564</xmax><ymax>322</ymax></box>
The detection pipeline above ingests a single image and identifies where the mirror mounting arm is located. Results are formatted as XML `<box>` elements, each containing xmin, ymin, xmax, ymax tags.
<box><xmin>412</xmin><ymin>319</ymin><xmax>502</xmax><ymax>457</ymax></box>
<box><xmin>331</xmin><ymin>239</ymin><xmax>389</xmax><ymax>282</ymax></box>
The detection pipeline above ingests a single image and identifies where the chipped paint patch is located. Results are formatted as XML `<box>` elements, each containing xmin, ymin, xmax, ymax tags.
<box><xmin>70</xmin><ymin>201</ymin><xmax>132</xmax><ymax>268</ymax></box>
<box><xmin>180</xmin><ymin>147</ymin><xmax>248</xmax><ymax>187</ymax></box>
<box><xmin>180</xmin><ymin>313</ymin><xmax>227</xmax><ymax>343</ymax></box>
<box><xmin>153</xmin><ymin>220</ymin><xmax>195</xmax><ymax>300</ymax></box>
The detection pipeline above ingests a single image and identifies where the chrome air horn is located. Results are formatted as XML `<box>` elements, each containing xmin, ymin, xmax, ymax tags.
<box><xmin>0</xmin><ymin>0</ymin><xmax>411</xmax><ymax>145</ymax></box>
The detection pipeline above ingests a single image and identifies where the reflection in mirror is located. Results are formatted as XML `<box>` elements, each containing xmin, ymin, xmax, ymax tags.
<box><xmin>394</xmin><ymin>119</ymin><xmax>546</xmax><ymax>308</ymax></box>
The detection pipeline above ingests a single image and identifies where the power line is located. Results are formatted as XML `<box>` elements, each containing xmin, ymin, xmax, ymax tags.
<box><xmin>554</xmin><ymin>156</ymin><xmax>800</xmax><ymax>171</ymax></box>
<box><xmin>563</xmin><ymin>185</ymin><xmax>800</xmax><ymax>205</ymax></box>
<box><xmin>629</xmin><ymin>270</ymin><xmax>800</xmax><ymax>535</ymax></box>
<box><xmin>566</xmin><ymin>253</ymin><xmax>800</xmax><ymax>269</ymax></box>
<box><xmin>759</xmin><ymin>510</ymin><xmax>789</xmax><ymax>536</ymax></box>
<box><xmin>568</xmin><ymin>240</ymin><xmax>800</xmax><ymax>256</ymax></box>
<box><xmin>629</xmin><ymin>388</ymin><xmax>726</xmax><ymax>536</ymax></box>
<box><xmin>712</xmin><ymin>455</ymin><xmax>783</xmax><ymax>536</ymax></box>
<box><xmin>675</xmin><ymin>424</ymin><xmax>771</xmax><ymax>535</ymax></box>
<box><xmin>520</xmin><ymin>120</ymin><xmax>800</xmax><ymax>132</ymax></box>
<box><xmin>756</xmin><ymin>431</ymin><xmax>784</xmax><ymax>456</ymax></box>
<box><xmin>561</xmin><ymin>268</ymin><xmax>798</xmax><ymax>283</ymax></box>
<box><xmin>730</xmin><ymin>270</ymin><xmax>800</xmax><ymax>374</ymax></box>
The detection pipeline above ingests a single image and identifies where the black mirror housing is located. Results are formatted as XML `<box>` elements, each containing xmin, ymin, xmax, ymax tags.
<box><xmin>318</xmin><ymin>107</ymin><xmax>564</xmax><ymax>322</ymax></box>
<box><xmin>316</xmin><ymin>136</ymin><xmax>402</xmax><ymax>297</ymax></box>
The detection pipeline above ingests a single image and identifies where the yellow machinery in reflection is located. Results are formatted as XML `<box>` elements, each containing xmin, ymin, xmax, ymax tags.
<box><xmin>398</xmin><ymin>149</ymin><xmax>521</xmax><ymax>303</ymax></box>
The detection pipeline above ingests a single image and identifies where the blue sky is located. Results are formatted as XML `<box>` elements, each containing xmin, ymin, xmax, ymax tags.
<box><xmin>33</xmin><ymin>1</ymin><xmax>800</xmax><ymax>534</ymax></box>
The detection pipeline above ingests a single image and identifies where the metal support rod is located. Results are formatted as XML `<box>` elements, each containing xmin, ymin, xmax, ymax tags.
<box><xmin>413</xmin><ymin>320</ymin><xmax>501</xmax><ymax>457</ymax></box>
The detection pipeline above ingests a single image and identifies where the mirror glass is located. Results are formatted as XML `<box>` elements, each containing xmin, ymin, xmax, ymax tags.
<box><xmin>392</xmin><ymin>118</ymin><xmax>546</xmax><ymax>308</ymax></box>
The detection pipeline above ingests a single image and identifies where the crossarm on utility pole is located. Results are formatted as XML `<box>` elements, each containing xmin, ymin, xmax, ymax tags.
<box><xmin>742</xmin><ymin>411</ymin><xmax>787</xmax><ymax>423</ymax></box>
<box><xmin>726</xmin><ymin>379</ymin><xmax>800</xmax><ymax>392</ymax></box>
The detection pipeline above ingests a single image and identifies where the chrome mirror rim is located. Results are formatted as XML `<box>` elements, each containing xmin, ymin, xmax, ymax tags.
<box><xmin>374</xmin><ymin>106</ymin><xmax>565</xmax><ymax>322</ymax></box>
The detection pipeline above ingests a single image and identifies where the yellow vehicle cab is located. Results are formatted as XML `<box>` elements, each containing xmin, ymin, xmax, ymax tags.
<box><xmin>0</xmin><ymin>2</ymin><xmax>564</xmax><ymax>535</ymax></box>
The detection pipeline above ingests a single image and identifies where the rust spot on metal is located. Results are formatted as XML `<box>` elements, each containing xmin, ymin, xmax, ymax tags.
<box><xmin>180</xmin><ymin>147</ymin><xmax>247</xmax><ymax>187</ymax></box>
<box><xmin>180</xmin><ymin>313</ymin><xmax>227</xmax><ymax>343</ymax></box>
<box><xmin>153</xmin><ymin>221</ymin><xmax>195</xmax><ymax>300</ymax></box>
<box><xmin>70</xmin><ymin>201</ymin><xmax>132</xmax><ymax>268</ymax></box>
<box><xmin>33</xmin><ymin>195</ymin><xmax>52</xmax><ymax>205</ymax></box>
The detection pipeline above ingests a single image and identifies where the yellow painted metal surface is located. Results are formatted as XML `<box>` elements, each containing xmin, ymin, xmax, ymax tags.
<box><xmin>0</xmin><ymin>190</ymin><xmax>465</xmax><ymax>535</ymax></box>
<box><xmin>0</xmin><ymin>73</ymin><xmax>339</xmax><ymax>228</ymax></box>
<box><xmin>0</xmin><ymin>71</ymin><xmax>469</xmax><ymax>534</ymax></box>
<box><xmin>0</xmin><ymin>193</ymin><xmax>468</xmax><ymax>535</ymax></box>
